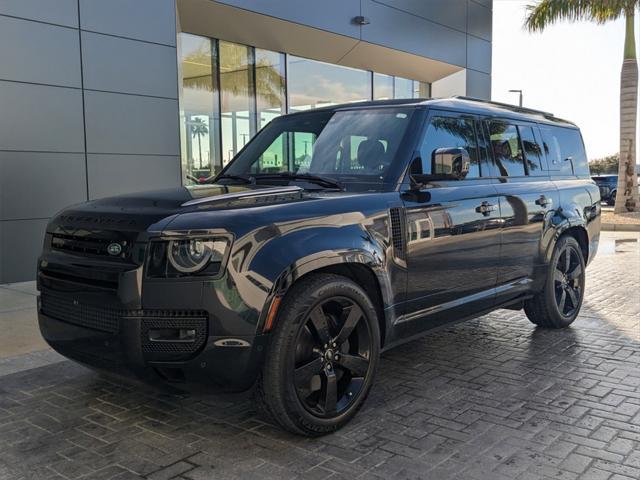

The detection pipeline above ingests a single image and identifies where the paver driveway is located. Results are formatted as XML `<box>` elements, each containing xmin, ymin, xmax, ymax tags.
<box><xmin>0</xmin><ymin>232</ymin><xmax>639</xmax><ymax>480</ymax></box>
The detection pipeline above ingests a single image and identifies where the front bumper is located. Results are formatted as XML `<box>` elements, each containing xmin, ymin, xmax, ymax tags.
<box><xmin>37</xmin><ymin>286</ymin><xmax>268</xmax><ymax>392</ymax></box>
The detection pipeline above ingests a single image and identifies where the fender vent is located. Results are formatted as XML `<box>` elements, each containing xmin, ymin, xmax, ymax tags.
<box><xmin>389</xmin><ymin>207</ymin><xmax>406</xmax><ymax>261</ymax></box>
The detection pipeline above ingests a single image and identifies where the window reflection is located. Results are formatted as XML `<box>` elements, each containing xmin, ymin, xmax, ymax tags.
<box><xmin>288</xmin><ymin>56</ymin><xmax>371</xmax><ymax>111</ymax></box>
<box><xmin>178</xmin><ymin>34</ymin><xmax>431</xmax><ymax>185</ymax></box>
<box><xmin>256</xmin><ymin>49</ymin><xmax>285</xmax><ymax>128</ymax></box>
<box><xmin>220</xmin><ymin>41</ymin><xmax>255</xmax><ymax>165</ymax></box>
<box><xmin>179</xmin><ymin>33</ymin><xmax>220</xmax><ymax>183</ymax></box>
<box><xmin>488</xmin><ymin>121</ymin><xmax>525</xmax><ymax>177</ymax></box>
<box><xmin>373</xmin><ymin>73</ymin><xmax>393</xmax><ymax>100</ymax></box>
<box><xmin>414</xmin><ymin>81</ymin><xmax>430</xmax><ymax>98</ymax></box>
<box><xmin>394</xmin><ymin>77</ymin><xmax>413</xmax><ymax>99</ymax></box>
<box><xmin>519</xmin><ymin>126</ymin><xmax>544</xmax><ymax>175</ymax></box>
<box><xmin>418</xmin><ymin>116</ymin><xmax>480</xmax><ymax>178</ymax></box>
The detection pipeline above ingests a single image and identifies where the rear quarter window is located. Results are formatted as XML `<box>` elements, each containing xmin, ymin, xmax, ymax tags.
<box><xmin>540</xmin><ymin>125</ymin><xmax>589</xmax><ymax>177</ymax></box>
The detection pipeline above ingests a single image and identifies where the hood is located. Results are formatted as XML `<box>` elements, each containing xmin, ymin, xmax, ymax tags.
<box><xmin>47</xmin><ymin>184</ymin><xmax>308</xmax><ymax>235</ymax></box>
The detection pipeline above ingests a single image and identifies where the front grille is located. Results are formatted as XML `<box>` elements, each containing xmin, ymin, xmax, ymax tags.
<box><xmin>41</xmin><ymin>294</ymin><xmax>208</xmax><ymax>356</ymax></box>
<box><xmin>41</xmin><ymin>293</ymin><xmax>120</xmax><ymax>333</ymax></box>
<box><xmin>51</xmin><ymin>233</ymin><xmax>130</xmax><ymax>258</ymax></box>
<box><xmin>141</xmin><ymin>315</ymin><xmax>208</xmax><ymax>355</ymax></box>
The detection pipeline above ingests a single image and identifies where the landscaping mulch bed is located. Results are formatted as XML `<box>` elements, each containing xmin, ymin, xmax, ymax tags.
<box><xmin>602</xmin><ymin>209</ymin><xmax>640</xmax><ymax>225</ymax></box>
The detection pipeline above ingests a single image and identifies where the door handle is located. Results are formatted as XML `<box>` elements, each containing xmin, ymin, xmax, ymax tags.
<box><xmin>475</xmin><ymin>201</ymin><xmax>497</xmax><ymax>216</ymax></box>
<box><xmin>535</xmin><ymin>195</ymin><xmax>553</xmax><ymax>208</ymax></box>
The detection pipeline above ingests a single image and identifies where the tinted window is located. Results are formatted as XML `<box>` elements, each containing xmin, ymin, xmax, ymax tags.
<box><xmin>225</xmin><ymin>108</ymin><xmax>413</xmax><ymax>184</ymax></box>
<box><xmin>488</xmin><ymin>121</ymin><xmax>525</xmax><ymax>177</ymax></box>
<box><xmin>540</xmin><ymin>125</ymin><xmax>587</xmax><ymax>176</ymax></box>
<box><xmin>519</xmin><ymin>126</ymin><xmax>546</xmax><ymax>176</ymax></box>
<box><xmin>418</xmin><ymin>116</ymin><xmax>480</xmax><ymax>178</ymax></box>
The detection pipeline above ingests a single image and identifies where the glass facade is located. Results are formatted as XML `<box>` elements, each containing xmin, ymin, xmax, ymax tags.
<box><xmin>178</xmin><ymin>33</ymin><xmax>431</xmax><ymax>183</ymax></box>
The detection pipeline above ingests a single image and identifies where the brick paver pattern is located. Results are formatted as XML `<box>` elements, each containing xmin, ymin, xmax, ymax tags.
<box><xmin>0</xmin><ymin>235</ymin><xmax>639</xmax><ymax>480</ymax></box>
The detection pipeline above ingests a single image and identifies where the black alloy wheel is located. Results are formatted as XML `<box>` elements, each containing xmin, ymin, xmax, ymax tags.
<box><xmin>553</xmin><ymin>244</ymin><xmax>584</xmax><ymax>318</ymax></box>
<box><xmin>257</xmin><ymin>273</ymin><xmax>380</xmax><ymax>436</ymax></box>
<box><xmin>525</xmin><ymin>235</ymin><xmax>586</xmax><ymax>328</ymax></box>
<box><xmin>293</xmin><ymin>297</ymin><xmax>372</xmax><ymax>418</ymax></box>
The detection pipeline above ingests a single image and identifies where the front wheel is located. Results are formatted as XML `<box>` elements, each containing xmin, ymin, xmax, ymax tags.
<box><xmin>524</xmin><ymin>235</ymin><xmax>586</xmax><ymax>328</ymax></box>
<box><xmin>257</xmin><ymin>273</ymin><xmax>380</xmax><ymax>436</ymax></box>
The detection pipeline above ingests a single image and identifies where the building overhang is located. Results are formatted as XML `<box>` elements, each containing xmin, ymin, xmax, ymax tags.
<box><xmin>177</xmin><ymin>0</ymin><xmax>463</xmax><ymax>84</ymax></box>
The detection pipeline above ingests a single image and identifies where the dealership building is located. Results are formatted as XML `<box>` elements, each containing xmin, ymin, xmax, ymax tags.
<box><xmin>0</xmin><ymin>0</ymin><xmax>492</xmax><ymax>283</ymax></box>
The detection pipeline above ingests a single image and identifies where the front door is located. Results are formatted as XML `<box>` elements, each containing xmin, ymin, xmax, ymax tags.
<box><xmin>397</xmin><ymin>111</ymin><xmax>501</xmax><ymax>338</ymax></box>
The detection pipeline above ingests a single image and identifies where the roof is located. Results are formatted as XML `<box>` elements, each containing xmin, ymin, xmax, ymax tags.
<box><xmin>288</xmin><ymin>96</ymin><xmax>576</xmax><ymax>127</ymax></box>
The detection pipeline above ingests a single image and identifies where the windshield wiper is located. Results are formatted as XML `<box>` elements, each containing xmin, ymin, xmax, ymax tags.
<box><xmin>254</xmin><ymin>172</ymin><xmax>343</xmax><ymax>190</ymax></box>
<box><xmin>214</xmin><ymin>174</ymin><xmax>256</xmax><ymax>184</ymax></box>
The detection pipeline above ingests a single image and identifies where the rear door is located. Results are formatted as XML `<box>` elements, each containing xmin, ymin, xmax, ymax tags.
<box><xmin>398</xmin><ymin>110</ymin><xmax>501</xmax><ymax>337</ymax></box>
<box><xmin>485</xmin><ymin>119</ymin><xmax>559</xmax><ymax>303</ymax></box>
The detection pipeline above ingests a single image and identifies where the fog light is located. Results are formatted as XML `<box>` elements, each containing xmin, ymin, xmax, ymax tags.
<box><xmin>148</xmin><ymin>328</ymin><xmax>196</xmax><ymax>343</ymax></box>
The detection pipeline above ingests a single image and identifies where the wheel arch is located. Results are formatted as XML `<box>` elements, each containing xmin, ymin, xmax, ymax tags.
<box><xmin>272</xmin><ymin>255</ymin><xmax>391</xmax><ymax>349</ymax></box>
<box><xmin>549</xmin><ymin>223</ymin><xmax>590</xmax><ymax>264</ymax></box>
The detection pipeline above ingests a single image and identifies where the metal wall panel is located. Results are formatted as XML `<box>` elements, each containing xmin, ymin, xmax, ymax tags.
<box><xmin>81</xmin><ymin>32</ymin><xmax>178</xmax><ymax>98</ymax></box>
<box><xmin>361</xmin><ymin>0</ymin><xmax>467</xmax><ymax>67</ymax></box>
<box><xmin>371</xmin><ymin>0</ymin><xmax>467</xmax><ymax>32</ymax></box>
<box><xmin>0</xmin><ymin>0</ymin><xmax>78</xmax><ymax>27</ymax></box>
<box><xmin>214</xmin><ymin>0</ymin><xmax>361</xmax><ymax>39</ymax></box>
<box><xmin>87</xmin><ymin>154</ymin><xmax>181</xmax><ymax>200</ymax></box>
<box><xmin>466</xmin><ymin>69</ymin><xmax>491</xmax><ymax>99</ymax></box>
<box><xmin>467</xmin><ymin>36</ymin><xmax>492</xmax><ymax>74</ymax></box>
<box><xmin>0</xmin><ymin>81</ymin><xmax>85</xmax><ymax>152</ymax></box>
<box><xmin>0</xmin><ymin>153</ymin><xmax>86</xmax><ymax>221</ymax></box>
<box><xmin>468</xmin><ymin>1</ymin><xmax>492</xmax><ymax>41</ymax></box>
<box><xmin>84</xmin><ymin>91</ymin><xmax>179</xmax><ymax>155</ymax></box>
<box><xmin>0</xmin><ymin>219</ymin><xmax>49</xmax><ymax>283</ymax></box>
<box><xmin>79</xmin><ymin>0</ymin><xmax>176</xmax><ymax>46</ymax></box>
<box><xmin>472</xmin><ymin>0</ymin><xmax>492</xmax><ymax>9</ymax></box>
<box><xmin>0</xmin><ymin>16</ymin><xmax>81</xmax><ymax>87</ymax></box>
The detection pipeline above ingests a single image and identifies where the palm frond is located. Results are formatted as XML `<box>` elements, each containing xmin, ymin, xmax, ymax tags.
<box><xmin>524</xmin><ymin>0</ymin><xmax>632</xmax><ymax>32</ymax></box>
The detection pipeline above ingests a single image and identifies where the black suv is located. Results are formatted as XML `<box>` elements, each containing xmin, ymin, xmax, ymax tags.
<box><xmin>38</xmin><ymin>98</ymin><xmax>601</xmax><ymax>436</ymax></box>
<box><xmin>592</xmin><ymin>174</ymin><xmax>618</xmax><ymax>205</ymax></box>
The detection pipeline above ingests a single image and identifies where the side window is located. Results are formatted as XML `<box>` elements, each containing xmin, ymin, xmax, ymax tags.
<box><xmin>254</xmin><ymin>131</ymin><xmax>317</xmax><ymax>173</ymax></box>
<box><xmin>518</xmin><ymin>126</ymin><xmax>546</xmax><ymax>176</ymax></box>
<box><xmin>418</xmin><ymin>116</ymin><xmax>480</xmax><ymax>178</ymax></box>
<box><xmin>488</xmin><ymin>120</ymin><xmax>525</xmax><ymax>177</ymax></box>
<box><xmin>539</xmin><ymin>125</ymin><xmax>584</xmax><ymax>176</ymax></box>
<box><xmin>475</xmin><ymin>120</ymin><xmax>494</xmax><ymax>177</ymax></box>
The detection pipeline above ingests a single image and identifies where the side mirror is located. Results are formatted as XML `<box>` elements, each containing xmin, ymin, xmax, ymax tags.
<box><xmin>432</xmin><ymin>147</ymin><xmax>471</xmax><ymax>180</ymax></box>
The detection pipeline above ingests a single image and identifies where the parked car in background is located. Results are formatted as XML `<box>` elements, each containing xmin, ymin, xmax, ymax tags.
<box><xmin>37</xmin><ymin>97</ymin><xmax>601</xmax><ymax>436</ymax></box>
<box><xmin>592</xmin><ymin>174</ymin><xmax>618</xmax><ymax>205</ymax></box>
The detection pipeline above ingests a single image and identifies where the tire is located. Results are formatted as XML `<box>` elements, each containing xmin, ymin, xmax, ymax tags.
<box><xmin>256</xmin><ymin>273</ymin><xmax>380</xmax><ymax>436</ymax></box>
<box><xmin>607</xmin><ymin>191</ymin><xmax>616</xmax><ymax>206</ymax></box>
<box><xmin>524</xmin><ymin>235</ymin><xmax>586</xmax><ymax>328</ymax></box>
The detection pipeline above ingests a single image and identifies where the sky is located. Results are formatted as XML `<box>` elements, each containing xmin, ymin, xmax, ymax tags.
<box><xmin>491</xmin><ymin>0</ymin><xmax>640</xmax><ymax>160</ymax></box>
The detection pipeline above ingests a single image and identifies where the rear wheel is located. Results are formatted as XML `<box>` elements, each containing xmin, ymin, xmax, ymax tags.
<box><xmin>257</xmin><ymin>273</ymin><xmax>380</xmax><ymax>436</ymax></box>
<box><xmin>607</xmin><ymin>190</ymin><xmax>617</xmax><ymax>205</ymax></box>
<box><xmin>524</xmin><ymin>235</ymin><xmax>586</xmax><ymax>328</ymax></box>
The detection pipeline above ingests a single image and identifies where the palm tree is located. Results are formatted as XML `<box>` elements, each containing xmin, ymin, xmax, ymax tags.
<box><xmin>190</xmin><ymin>117</ymin><xmax>209</xmax><ymax>169</ymax></box>
<box><xmin>525</xmin><ymin>0</ymin><xmax>639</xmax><ymax>213</ymax></box>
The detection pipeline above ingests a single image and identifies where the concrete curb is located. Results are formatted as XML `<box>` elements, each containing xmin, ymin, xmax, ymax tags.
<box><xmin>601</xmin><ymin>223</ymin><xmax>640</xmax><ymax>232</ymax></box>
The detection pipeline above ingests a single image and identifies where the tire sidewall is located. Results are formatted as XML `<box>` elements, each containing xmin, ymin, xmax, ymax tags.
<box><xmin>269</xmin><ymin>275</ymin><xmax>380</xmax><ymax>435</ymax></box>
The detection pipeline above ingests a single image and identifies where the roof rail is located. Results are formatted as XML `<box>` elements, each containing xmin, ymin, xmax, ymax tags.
<box><xmin>452</xmin><ymin>96</ymin><xmax>556</xmax><ymax>119</ymax></box>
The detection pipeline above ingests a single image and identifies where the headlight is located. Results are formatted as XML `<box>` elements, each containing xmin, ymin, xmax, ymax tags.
<box><xmin>147</xmin><ymin>237</ymin><xmax>231</xmax><ymax>278</ymax></box>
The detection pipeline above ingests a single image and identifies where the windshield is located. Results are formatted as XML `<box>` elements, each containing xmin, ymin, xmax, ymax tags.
<box><xmin>218</xmin><ymin>108</ymin><xmax>414</xmax><ymax>189</ymax></box>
